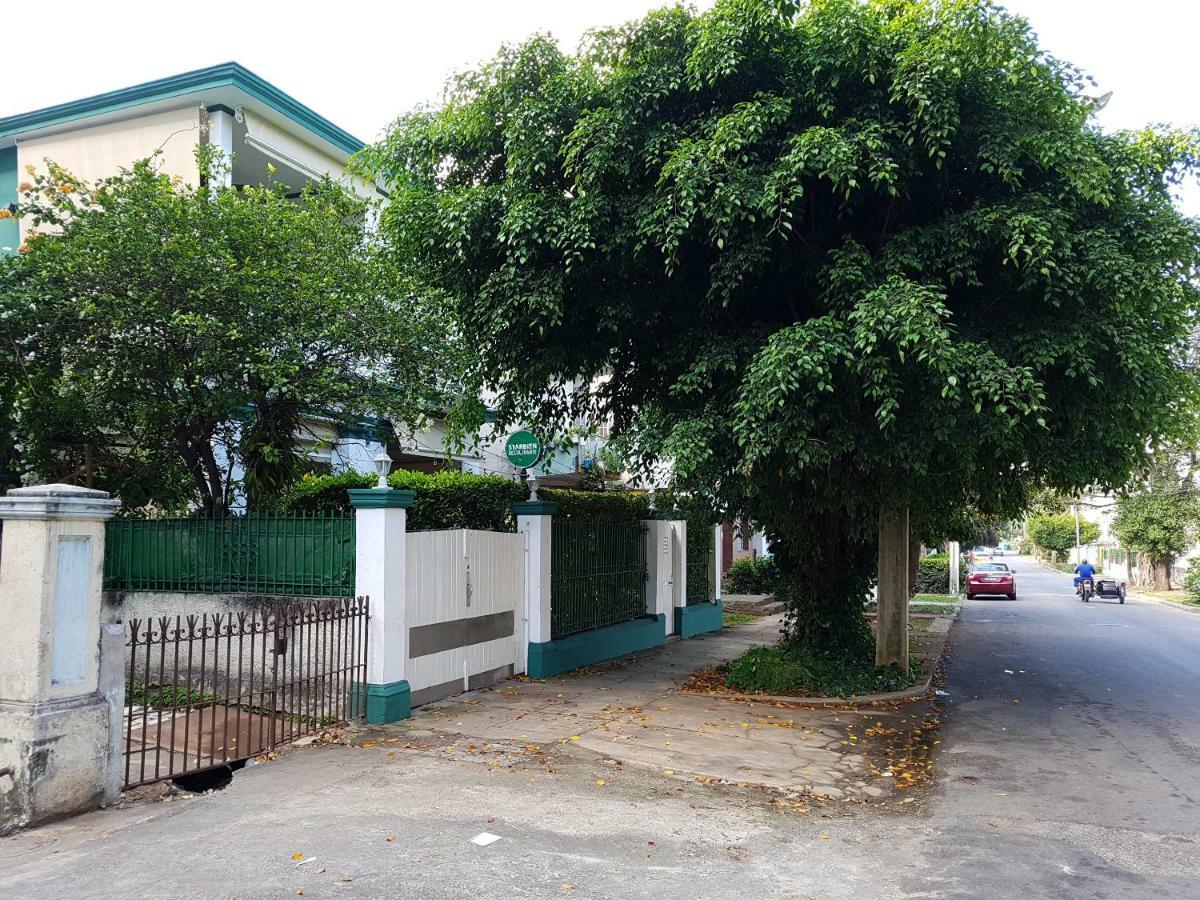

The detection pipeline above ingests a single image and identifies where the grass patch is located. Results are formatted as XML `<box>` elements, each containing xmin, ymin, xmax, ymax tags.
<box><xmin>912</xmin><ymin>593</ymin><xmax>958</xmax><ymax>603</ymax></box>
<box><xmin>725</xmin><ymin>645</ymin><xmax>923</xmax><ymax>698</ymax></box>
<box><xmin>1144</xmin><ymin>590</ymin><xmax>1200</xmax><ymax>607</ymax></box>
<box><xmin>723</xmin><ymin>613</ymin><xmax>758</xmax><ymax>627</ymax></box>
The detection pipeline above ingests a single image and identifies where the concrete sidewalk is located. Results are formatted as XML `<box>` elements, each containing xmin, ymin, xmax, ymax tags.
<box><xmin>0</xmin><ymin>616</ymin><xmax>944</xmax><ymax>900</ymax></box>
<box><xmin>366</xmin><ymin>614</ymin><xmax>937</xmax><ymax>802</ymax></box>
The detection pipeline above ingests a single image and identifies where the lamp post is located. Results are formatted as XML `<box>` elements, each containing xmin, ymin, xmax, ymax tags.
<box><xmin>373</xmin><ymin>450</ymin><xmax>393</xmax><ymax>489</ymax></box>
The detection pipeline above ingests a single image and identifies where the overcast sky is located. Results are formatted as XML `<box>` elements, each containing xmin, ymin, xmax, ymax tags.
<box><xmin>4</xmin><ymin>0</ymin><xmax>1196</xmax><ymax>213</ymax></box>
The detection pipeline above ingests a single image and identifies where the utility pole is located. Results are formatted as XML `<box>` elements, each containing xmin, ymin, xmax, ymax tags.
<box><xmin>1073</xmin><ymin>503</ymin><xmax>1081</xmax><ymax>564</ymax></box>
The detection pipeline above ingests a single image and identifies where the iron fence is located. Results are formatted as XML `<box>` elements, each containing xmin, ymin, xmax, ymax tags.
<box><xmin>685</xmin><ymin>522</ymin><xmax>713</xmax><ymax>604</ymax></box>
<box><xmin>551</xmin><ymin>521</ymin><xmax>646</xmax><ymax>639</ymax></box>
<box><xmin>104</xmin><ymin>512</ymin><xmax>355</xmax><ymax>596</ymax></box>
<box><xmin>122</xmin><ymin>596</ymin><xmax>369</xmax><ymax>788</ymax></box>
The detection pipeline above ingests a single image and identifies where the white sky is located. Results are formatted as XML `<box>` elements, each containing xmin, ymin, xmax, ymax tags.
<box><xmin>3</xmin><ymin>0</ymin><xmax>1196</xmax><ymax>213</ymax></box>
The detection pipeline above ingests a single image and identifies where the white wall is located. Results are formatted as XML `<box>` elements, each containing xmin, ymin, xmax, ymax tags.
<box><xmin>17</xmin><ymin>107</ymin><xmax>201</xmax><ymax>240</ymax></box>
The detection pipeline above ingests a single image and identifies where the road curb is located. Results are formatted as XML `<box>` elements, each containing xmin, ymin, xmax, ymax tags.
<box><xmin>1128</xmin><ymin>592</ymin><xmax>1200</xmax><ymax>616</ymax></box>
<box><xmin>686</xmin><ymin>614</ymin><xmax>956</xmax><ymax>708</ymax></box>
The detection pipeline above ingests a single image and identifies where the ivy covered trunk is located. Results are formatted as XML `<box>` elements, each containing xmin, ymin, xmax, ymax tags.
<box><xmin>773</xmin><ymin>514</ymin><xmax>874</xmax><ymax>657</ymax></box>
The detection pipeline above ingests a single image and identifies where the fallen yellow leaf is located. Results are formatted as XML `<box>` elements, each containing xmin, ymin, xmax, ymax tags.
<box><xmin>291</xmin><ymin>853</ymin><xmax>304</xmax><ymax>861</ymax></box>
<box><xmin>596</xmin><ymin>779</ymin><xmax>606</xmax><ymax>786</ymax></box>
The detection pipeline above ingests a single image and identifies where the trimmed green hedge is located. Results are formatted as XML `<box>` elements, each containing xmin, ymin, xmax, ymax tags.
<box><xmin>277</xmin><ymin>470</ymin><xmax>653</xmax><ymax>532</ymax></box>
<box><xmin>915</xmin><ymin>553</ymin><xmax>969</xmax><ymax>594</ymax></box>
<box><xmin>541</xmin><ymin>488</ymin><xmax>651</xmax><ymax>525</ymax></box>
<box><xmin>722</xmin><ymin>556</ymin><xmax>779</xmax><ymax>594</ymax></box>
<box><xmin>279</xmin><ymin>470</ymin><xmax>527</xmax><ymax>532</ymax></box>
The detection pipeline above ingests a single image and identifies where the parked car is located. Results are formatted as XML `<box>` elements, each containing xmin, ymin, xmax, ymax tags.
<box><xmin>967</xmin><ymin>562</ymin><xmax>1017</xmax><ymax>600</ymax></box>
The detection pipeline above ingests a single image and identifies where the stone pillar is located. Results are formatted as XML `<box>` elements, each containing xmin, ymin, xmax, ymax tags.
<box><xmin>0</xmin><ymin>484</ymin><xmax>119</xmax><ymax>834</ymax></box>
<box><xmin>349</xmin><ymin>488</ymin><xmax>415</xmax><ymax>724</ymax></box>
<box><xmin>642</xmin><ymin>519</ymin><xmax>674</xmax><ymax>637</ymax></box>
<box><xmin>876</xmin><ymin>507</ymin><xmax>910</xmax><ymax>670</ymax></box>
<box><xmin>515</xmin><ymin>501</ymin><xmax>558</xmax><ymax>677</ymax></box>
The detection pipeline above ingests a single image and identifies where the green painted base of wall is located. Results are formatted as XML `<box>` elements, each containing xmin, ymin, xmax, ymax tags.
<box><xmin>528</xmin><ymin>615</ymin><xmax>666</xmax><ymax>679</ymax></box>
<box><xmin>674</xmin><ymin>599</ymin><xmax>724</xmax><ymax>638</ymax></box>
<box><xmin>351</xmin><ymin>680</ymin><xmax>411</xmax><ymax>723</ymax></box>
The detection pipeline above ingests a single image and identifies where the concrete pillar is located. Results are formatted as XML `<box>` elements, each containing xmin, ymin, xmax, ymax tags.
<box><xmin>349</xmin><ymin>488</ymin><xmax>415</xmax><ymax>724</ymax></box>
<box><xmin>0</xmin><ymin>484</ymin><xmax>120</xmax><ymax>834</ymax></box>
<box><xmin>642</xmin><ymin>519</ymin><xmax>674</xmax><ymax>637</ymax></box>
<box><xmin>712</xmin><ymin>524</ymin><xmax>723</xmax><ymax>602</ymax></box>
<box><xmin>948</xmin><ymin>541</ymin><xmax>961</xmax><ymax>594</ymax></box>
<box><xmin>669</xmin><ymin>520</ymin><xmax>688</xmax><ymax>626</ymax></box>
<box><xmin>205</xmin><ymin>106</ymin><xmax>235</xmax><ymax>188</ymax></box>
<box><xmin>515</xmin><ymin>500</ymin><xmax>558</xmax><ymax>675</ymax></box>
<box><xmin>876</xmin><ymin>506</ymin><xmax>910</xmax><ymax>670</ymax></box>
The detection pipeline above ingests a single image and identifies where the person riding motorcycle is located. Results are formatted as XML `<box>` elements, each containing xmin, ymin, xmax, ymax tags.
<box><xmin>1074</xmin><ymin>559</ymin><xmax>1097</xmax><ymax>595</ymax></box>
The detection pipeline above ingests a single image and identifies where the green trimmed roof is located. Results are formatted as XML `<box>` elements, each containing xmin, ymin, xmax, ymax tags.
<box><xmin>0</xmin><ymin>62</ymin><xmax>364</xmax><ymax>156</ymax></box>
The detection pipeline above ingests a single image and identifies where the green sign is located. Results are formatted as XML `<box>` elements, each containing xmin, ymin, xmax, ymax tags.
<box><xmin>504</xmin><ymin>430</ymin><xmax>543</xmax><ymax>468</ymax></box>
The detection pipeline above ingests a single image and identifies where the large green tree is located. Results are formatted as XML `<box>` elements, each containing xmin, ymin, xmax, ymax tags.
<box><xmin>362</xmin><ymin>0</ymin><xmax>1200</xmax><ymax>657</ymax></box>
<box><xmin>1027</xmin><ymin>512</ymin><xmax>1099</xmax><ymax>558</ymax></box>
<box><xmin>1</xmin><ymin>152</ymin><xmax>454</xmax><ymax>512</ymax></box>
<box><xmin>1112</xmin><ymin>451</ymin><xmax>1200</xmax><ymax>590</ymax></box>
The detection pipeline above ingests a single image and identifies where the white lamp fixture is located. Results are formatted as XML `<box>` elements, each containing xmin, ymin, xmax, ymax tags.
<box><xmin>373</xmin><ymin>450</ymin><xmax>393</xmax><ymax>489</ymax></box>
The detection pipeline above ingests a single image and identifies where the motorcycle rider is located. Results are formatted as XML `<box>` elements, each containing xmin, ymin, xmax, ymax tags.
<box><xmin>1074</xmin><ymin>559</ymin><xmax>1097</xmax><ymax>595</ymax></box>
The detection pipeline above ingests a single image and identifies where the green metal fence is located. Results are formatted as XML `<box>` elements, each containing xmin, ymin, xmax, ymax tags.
<box><xmin>551</xmin><ymin>521</ymin><xmax>647</xmax><ymax>639</ymax></box>
<box><xmin>104</xmin><ymin>512</ymin><xmax>355</xmax><ymax>597</ymax></box>
<box><xmin>685</xmin><ymin>521</ymin><xmax>713</xmax><ymax>604</ymax></box>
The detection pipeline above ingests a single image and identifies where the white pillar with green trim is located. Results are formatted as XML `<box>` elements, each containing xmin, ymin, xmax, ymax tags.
<box><xmin>349</xmin><ymin>487</ymin><xmax>415</xmax><ymax>723</ymax></box>
<box><xmin>515</xmin><ymin>499</ymin><xmax>557</xmax><ymax>676</ymax></box>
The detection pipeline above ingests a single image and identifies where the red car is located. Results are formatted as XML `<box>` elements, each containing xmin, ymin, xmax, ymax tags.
<box><xmin>967</xmin><ymin>562</ymin><xmax>1017</xmax><ymax>600</ymax></box>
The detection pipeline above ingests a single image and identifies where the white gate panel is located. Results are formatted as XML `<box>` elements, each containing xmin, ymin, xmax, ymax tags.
<box><xmin>405</xmin><ymin>529</ymin><xmax>524</xmax><ymax>705</ymax></box>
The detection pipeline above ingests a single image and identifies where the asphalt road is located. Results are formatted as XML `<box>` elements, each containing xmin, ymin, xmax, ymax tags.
<box><xmin>912</xmin><ymin>556</ymin><xmax>1200</xmax><ymax>897</ymax></box>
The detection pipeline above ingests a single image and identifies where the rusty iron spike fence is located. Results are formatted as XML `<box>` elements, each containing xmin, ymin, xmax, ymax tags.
<box><xmin>123</xmin><ymin>596</ymin><xmax>369</xmax><ymax>789</ymax></box>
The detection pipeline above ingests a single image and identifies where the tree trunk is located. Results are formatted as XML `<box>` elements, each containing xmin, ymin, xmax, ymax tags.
<box><xmin>1152</xmin><ymin>558</ymin><xmax>1173</xmax><ymax>592</ymax></box>
<box><xmin>1133</xmin><ymin>552</ymin><xmax>1155</xmax><ymax>589</ymax></box>
<box><xmin>876</xmin><ymin>506</ymin><xmax>909</xmax><ymax>671</ymax></box>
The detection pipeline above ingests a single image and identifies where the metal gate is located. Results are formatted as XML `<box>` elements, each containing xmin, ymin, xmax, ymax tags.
<box><xmin>122</xmin><ymin>596</ymin><xmax>369</xmax><ymax>789</ymax></box>
<box><xmin>550</xmin><ymin>522</ymin><xmax>647</xmax><ymax>639</ymax></box>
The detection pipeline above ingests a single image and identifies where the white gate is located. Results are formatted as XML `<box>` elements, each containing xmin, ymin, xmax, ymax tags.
<box><xmin>404</xmin><ymin>529</ymin><xmax>524</xmax><ymax>707</ymax></box>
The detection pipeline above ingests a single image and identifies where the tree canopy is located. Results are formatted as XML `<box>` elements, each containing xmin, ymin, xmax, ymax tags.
<box><xmin>1</xmin><ymin>152</ymin><xmax>454</xmax><ymax>512</ymax></box>
<box><xmin>1112</xmin><ymin>451</ymin><xmax>1200</xmax><ymax>589</ymax></box>
<box><xmin>1027</xmin><ymin>512</ymin><xmax>1098</xmax><ymax>558</ymax></box>
<box><xmin>362</xmin><ymin>0</ymin><xmax>1200</xmax><ymax>650</ymax></box>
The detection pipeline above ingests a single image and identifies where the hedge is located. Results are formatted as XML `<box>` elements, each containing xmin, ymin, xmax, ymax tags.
<box><xmin>914</xmin><ymin>553</ymin><xmax>969</xmax><ymax>594</ymax></box>
<box><xmin>278</xmin><ymin>470</ymin><xmax>526</xmax><ymax>532</ymax></box>
<box><xmin>540</xmin><ymin>488</ymin><xmax>651</xmax><ymax>525</ymax></box>
<box><xmin>277</xmin><ymin>470</ymin><xmax>654</xmax><ymax>531</ymax></box>
<box><xmin>722</xmin><ymin>556</ymin><xmax>779</xmax><ymax>594</ymax></box>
